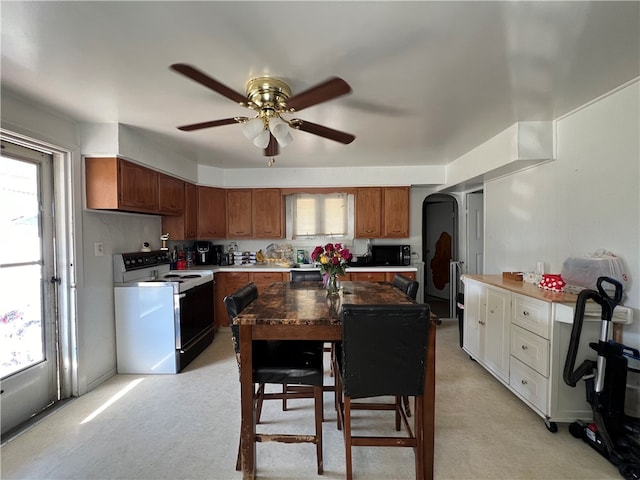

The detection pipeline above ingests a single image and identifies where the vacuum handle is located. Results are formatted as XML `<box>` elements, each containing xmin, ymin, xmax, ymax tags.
<box><xmin>596</xmin><ymin>276</ymin><xmax>622</xmax><ymax>306</ymax></box>
<box><xmin>596</xmin><ymin>276</ymin><xmax>623</xmax><ymax>321</ymax></box>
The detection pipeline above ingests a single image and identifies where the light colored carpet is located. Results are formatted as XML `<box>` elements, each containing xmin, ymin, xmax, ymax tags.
<box><xmin>1</xmin><ymin>320</ymin><xmax>620</xmax><ymax>479</ymax></box>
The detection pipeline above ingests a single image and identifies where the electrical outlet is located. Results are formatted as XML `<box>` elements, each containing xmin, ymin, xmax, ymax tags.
<box><xmin>94</xmin><ymin>241</ymin><xmax>104</xmax><ymax>257</ymax></box>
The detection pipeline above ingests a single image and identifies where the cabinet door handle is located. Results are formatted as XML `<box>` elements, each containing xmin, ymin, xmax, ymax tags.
<box><xmin>521</xmin><ymin>345</ymin><xmax>528</xmax><ymax>350</ymax></box>
<box><xmin>521</xmin><ymin>379</ymin><xmax>528</xmax><ymax>385</ymax></box>
<box><xmin>523</xmin><ymin>311</ymin><xmax>529</xmax><ymax>316</ymax></box>
<box><xmin>478</xmin><ymin>320</ymin><xmax>486</xmax><ymax>326</ymax></box>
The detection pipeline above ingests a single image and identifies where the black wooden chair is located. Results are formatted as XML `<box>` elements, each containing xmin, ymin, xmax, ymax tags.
<box><xmin>224</xmin><ymin>283</ymin><xmax>325</xmax><ymax>474</ymax></box>
<box><xmin>335</xmin><ymin>303</ymin><xmax>431</xmax><ymax>480</ymax></box>
<box><xmin>290</xmin><ymin>269</ymin><xmax>323</xmax><ymax>282</ymax></box>
<box><xmin>392</xmin><ymin>273</ymin><xmax>419</xmax><ymax>300</ymax></box>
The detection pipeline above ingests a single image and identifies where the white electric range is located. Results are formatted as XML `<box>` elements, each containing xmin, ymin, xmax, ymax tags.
<box><xmin>113</xmin><ymin>251</ymin><xmax>214</xmax><ymax>373</ymax></box>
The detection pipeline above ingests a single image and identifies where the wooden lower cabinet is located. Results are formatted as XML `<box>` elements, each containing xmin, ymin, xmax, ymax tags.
<box><xmin>214</xmin><ymin>272</ymin><xmax>250</xmax><ymax>328</ymax></box>
<box><xmin>386</xmin><ymin>271</ymin><xmax>415</xmax><ymax>282</ymax></box>
<box><xmin>345</xmin><ymin>270</ymin><xmax>416</xmax><ymax>283</ymax></box>
<box><xmin>250</xmin><ymin>271</ymin><xmax>286</xmax><ymax>294</ymax></box>
<box><xmin>349</xmin><ymin>271</ymin><xmax>387</xmax><ymax>282</ymax></box>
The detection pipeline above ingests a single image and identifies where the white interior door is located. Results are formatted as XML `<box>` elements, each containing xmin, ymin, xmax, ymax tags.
<box><xmin>466</xmin><ymin>191</ymin><xmax>484</xmax><ymax>275</ymax></box>
<box><xmin>1</xmin><ymin>140</ymin><xmax>58</xmax><ymax>436</ymax></box>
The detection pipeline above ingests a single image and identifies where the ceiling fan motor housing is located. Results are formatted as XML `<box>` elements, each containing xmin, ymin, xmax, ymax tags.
<box><xmin>246</xmin><ymin>77</ymin><xmax>292</xmax><ymax>113</ymax></box>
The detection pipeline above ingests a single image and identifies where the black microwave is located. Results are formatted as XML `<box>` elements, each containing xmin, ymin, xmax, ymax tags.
<box><xmin>370</xmin><ymin>245</ymin><xmax>411</xmax><ymax>266</ymax></box>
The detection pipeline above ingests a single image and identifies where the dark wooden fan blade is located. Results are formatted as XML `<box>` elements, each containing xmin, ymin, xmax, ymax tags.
<box><xmin>292</xmin><ymin>119</ymin><xmax>355</xmax><ymax>144</ymax></box>
<box><xmin>285</xmin><ymin>77</ymin><xmax>352</xmax><ymax>112</ymax></box>
<box><xmin>177</xmin><ymin>118</ymin><xmax>242</xmax><ymax>131</ymax></box>
<box><xmin>264</xmin><ymin>134</ymin><xmax>279</xmax><ymax>157</ymax></box>
<box><xmin>171</xmin><ymin>63</ymin><xmax>247</xmax><ymax>105</ymax></box>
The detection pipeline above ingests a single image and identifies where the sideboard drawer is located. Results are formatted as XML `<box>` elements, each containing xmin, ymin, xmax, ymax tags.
<box><xmin>512</xmin><ymin>293</ymin><xmax>551</xmax><ymax>339</ymax></box>
<box><xmin>510</xmin><ymin>324</ymin><xmax>549</xmax><ymax>377</ymax></box>
<box><xmin>510</xmin><ymin>356</ymin><xmax>548</xmax><ymax>413</ymax></box>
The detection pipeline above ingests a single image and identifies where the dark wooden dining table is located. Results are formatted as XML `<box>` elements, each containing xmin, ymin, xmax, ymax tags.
<box><xmin>233</xmin><ymin>280</ymin><xmax>438</xmax><ymax>480</ymax></box>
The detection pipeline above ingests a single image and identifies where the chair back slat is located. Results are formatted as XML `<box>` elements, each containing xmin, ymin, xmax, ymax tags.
<box><xmin>341</xmin><ymin>303</ymin><xmax>430</xmax><ymax>398</ymax></box>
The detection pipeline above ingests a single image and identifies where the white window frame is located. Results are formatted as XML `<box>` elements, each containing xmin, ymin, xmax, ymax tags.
<box><xmin>285</xmin><ymin>193</ymin><xmax>354</xmax><ymax>243</ymax></box>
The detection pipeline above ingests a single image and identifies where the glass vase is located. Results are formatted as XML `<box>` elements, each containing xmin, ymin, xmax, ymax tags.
<box><xmin>325</xmin><ymin>273</ymin><xmax>340</xmax><ymax>296</ymax></box>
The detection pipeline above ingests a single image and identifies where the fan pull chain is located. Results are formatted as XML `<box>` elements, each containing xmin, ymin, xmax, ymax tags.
<box><xmin>268</xmin><ymin>157</ymin><xmax>276</xmax><ymax>167</ymax></box>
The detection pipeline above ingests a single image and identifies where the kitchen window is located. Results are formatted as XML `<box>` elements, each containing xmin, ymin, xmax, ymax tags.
<box><xmin>286</xmin><ymin>193</ymin><xmax>354</xmax><ymax>241</ymax></box>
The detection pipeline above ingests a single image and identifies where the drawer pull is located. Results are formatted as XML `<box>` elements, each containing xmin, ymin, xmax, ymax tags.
<box><xmin>523</xmin><ymin>311</ymin><xmax>530</xmax><ymax>316</ymax></box>
<box><xmin>521</xmin><ymin>345</ymin><xmax>528</xmax><ymax>350</ymax></box>
<box><xmin>521</xmin><ymin>379</ymin><xmax>528</xmax><ymax>385</ymax></box>
<box><xmin>479</xmin><ymin>321</ymin><xmax>486</xmax><ymax>326</ymax></box>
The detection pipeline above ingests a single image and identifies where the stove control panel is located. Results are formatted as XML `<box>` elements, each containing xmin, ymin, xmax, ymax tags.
<box><xmin>121</xmin><ymin>251</ymin><xmax>171</xmax><ymax>270</ymax></box>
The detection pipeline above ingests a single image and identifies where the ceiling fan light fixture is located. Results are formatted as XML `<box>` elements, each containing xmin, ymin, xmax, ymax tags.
<box><xmin>242</xmin><ymin>117</ymin><xmax>265</xmax><ymax>141</ymax></box>
<box><xmin>253</xmin><ymin>128</ymin><xmax>271</xmax><ymax>149</ymax></box>
<box><xmin>269</xmin><ymin>117</ymin><xmax>293</xmax><ymax>147</ymax></box>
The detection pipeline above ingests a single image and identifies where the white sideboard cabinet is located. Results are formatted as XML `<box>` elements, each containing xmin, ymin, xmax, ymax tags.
<box><xmin>462</xmin><ymin>275</ymin><xmax>633</xmax><ymax>432</ymax></box>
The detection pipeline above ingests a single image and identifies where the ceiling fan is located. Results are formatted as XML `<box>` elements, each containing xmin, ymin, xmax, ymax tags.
<box><xmin>170</xmin><ymin>64</ymin><xmax>356</xmax><ymax>163</ymax></box>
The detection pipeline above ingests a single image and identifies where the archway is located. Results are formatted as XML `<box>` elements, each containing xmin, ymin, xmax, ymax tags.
<box><xmin>422</xmin><ymin>194</ymin><xmax>458</xmax><ymax>318</ymax></box>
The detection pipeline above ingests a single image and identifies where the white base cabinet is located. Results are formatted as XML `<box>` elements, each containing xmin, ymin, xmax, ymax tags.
<box><xmin>461</xmin><ymin>276</ymin><xmax>628</xmax><ymax>431</ymax></box>
<box><xmin>463</xmin><ymin>280</ymin><xmax>510</xmax><ymax>383</ymax></box>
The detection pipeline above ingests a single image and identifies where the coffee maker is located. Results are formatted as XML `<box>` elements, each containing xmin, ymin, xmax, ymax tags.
<box><xmin>194</xmin><ymin>241</ymin><xmax>223</xmax><ymax>265</ymax></box>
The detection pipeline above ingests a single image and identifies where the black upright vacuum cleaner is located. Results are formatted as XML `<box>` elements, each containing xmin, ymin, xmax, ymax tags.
<box><xmin>563</xmin><ymin>276</ymin><xmax>640</xmax><ymax>480</ymax></box>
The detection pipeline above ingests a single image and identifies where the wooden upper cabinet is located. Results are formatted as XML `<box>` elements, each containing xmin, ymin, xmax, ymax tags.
<box><xmin>158</xmin><ymin>173</ymin><xmax>184</xmax><ymax>215</ymax></box>
<box><xmin>355</xmin><ymin>186</ymin><xmax>409</xmax><ymax>238</ymax></box>
<box><xmin>85</xmin><ymin>157</ymin><xmax>159</xmax><ymax>214</ymax></box>
<box><xmin>118</xmin><ymin>160</ymin><xmax>158</xmax><ymax>212</ymax></box>
<box><xmin>355</xmin><ymin>187</ymin><xmax>382</xmax><ymax>238</ymax></box>
<box><xmin>252</xmin><ymin>189</ymin><xmax>283</xmax><ymax>238</ymax></box>
<box><xmin>227</xmin><ymin>189</ymin><xmax>252</xmax><ymax>238</ymax></box>
<box><xmin>184</xmin><ymin>182</ymin><xmax>198</xmax><ymax>239</ymax></box>
<box><xmin>197</xmin><ymin>186</ymin><xmax>226</xmax><ymax>238</ymax></box>
<box><xmin>161</xmin><ymin>181</ymin><xmax>197</xmax><ymax>240</ymax></box>
<box><xmin>382</xmin><ymin>187</ymin><xmax>409</xmax><ymax>237</ymax></box>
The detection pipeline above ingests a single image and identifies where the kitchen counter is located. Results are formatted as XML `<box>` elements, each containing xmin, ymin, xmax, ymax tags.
<box><xmin>208</xmin><ymin>265</ymin><xmax>418</xmax><ymax>273</ymax></box>
<box><xmin>462</xmin><ymin>274</ymin><xmax>579</xmax><ymax>303</ymax></box>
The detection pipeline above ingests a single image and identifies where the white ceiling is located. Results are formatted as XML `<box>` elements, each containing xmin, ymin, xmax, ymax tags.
<box><xmin>1</xmin><ymin>1</ymin><xmax>638</xmax><ymax>169</ymax></box>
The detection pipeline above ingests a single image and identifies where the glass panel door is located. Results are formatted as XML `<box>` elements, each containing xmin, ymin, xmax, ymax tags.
<box><xmin>1</xmin><ymin>141</ymin><xmax>58</xmax><ymax>436</ymax></box>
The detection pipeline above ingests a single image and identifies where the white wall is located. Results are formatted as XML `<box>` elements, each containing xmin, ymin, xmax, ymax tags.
<box><xmin>484</xmin><ymin>81</ymin><xmax>639</xmax><ymax>345</ymax></box>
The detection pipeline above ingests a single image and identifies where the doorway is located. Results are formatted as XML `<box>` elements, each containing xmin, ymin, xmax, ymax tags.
<box><xmin>422</xmin><ymin>194</ymin><xmax>457</xmax><ymax>319</ymax></box>
<box><xmin>0</xmin><ymin>137</ymin><xmax>73</xmax><ymax>437</ymax></box>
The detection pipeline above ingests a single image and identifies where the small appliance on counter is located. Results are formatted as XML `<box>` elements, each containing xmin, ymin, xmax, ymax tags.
<box><xmin>194</xmin><ymin>241</ymin><xmax>222</xmax><ymax>265</ymax></box>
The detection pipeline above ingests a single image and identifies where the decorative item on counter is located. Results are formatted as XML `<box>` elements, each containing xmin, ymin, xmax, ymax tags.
<box><xmin>311</xmin><ymin>243</ymin><xmax>352</xmax><ymax>296</ymax></box>
<box><xmin>160</xmin><ymin>233</ymin><xmax>170</xmax><ymax>251</ymax></box>
<box><xmin>141</xmin><ymin>242</ymin><xmax>151</xmax><ymax>252</ymax></box>
<box><xmin>502</xmin><ymin>272</ymin><xmax>523</xmax><ymax>281</ymax></box>
<box><xmin>538</xmin><ymin>274</ymin><xmax>566</xmax><ymax>292</ymax></box>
